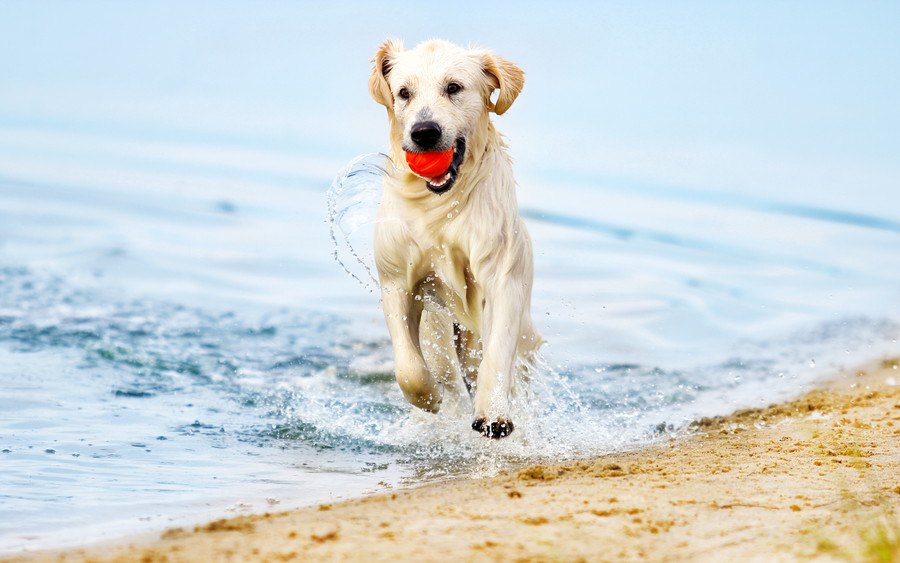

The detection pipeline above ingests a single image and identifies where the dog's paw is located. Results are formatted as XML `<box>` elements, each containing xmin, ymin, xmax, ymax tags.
<box><xmin>471</xmin><ymin>418</ymin><xmax>514</xmax><ymax>439</ymax></box>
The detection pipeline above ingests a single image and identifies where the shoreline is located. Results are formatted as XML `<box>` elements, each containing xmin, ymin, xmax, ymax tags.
<box><xmin>8</xmin><ymin>357</ymin><xmax>900</xmax><ymax>562</ymax></box>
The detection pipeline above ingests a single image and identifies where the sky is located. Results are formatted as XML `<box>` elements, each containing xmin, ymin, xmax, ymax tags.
<box><xmin>1</xmin><ymin>1</ymin><xmax>898</xmax><ymax>212</ymax></box>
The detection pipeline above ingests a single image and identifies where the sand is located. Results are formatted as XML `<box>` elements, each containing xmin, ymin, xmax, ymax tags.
<box><xmin>8</xmin><ymin>359</ymin><xmax>900</xmax><ymax>563</ymax></box>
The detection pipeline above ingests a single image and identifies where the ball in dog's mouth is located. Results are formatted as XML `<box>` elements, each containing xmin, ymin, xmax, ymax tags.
<box><xmin>405</xmin><ymin>138</ymin><xmax>466</xmax><ymax>195</ymax></box>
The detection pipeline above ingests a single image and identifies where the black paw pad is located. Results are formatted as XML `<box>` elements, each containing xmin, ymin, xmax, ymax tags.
<box><xmin>471</xmin><ymin>418</ymin><xmax>514</xmax><ymax>439</ymax></box>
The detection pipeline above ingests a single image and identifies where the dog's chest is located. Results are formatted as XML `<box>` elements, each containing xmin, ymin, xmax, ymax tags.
<box><xmin>411</xmin><ymin>227</ymin><xmax>481</xmax><ymax>328</ymax></box>
<box><xmin>418</xmin><ymin>231</ymin><xmax>469</xmax><ymax>287</ymax></box>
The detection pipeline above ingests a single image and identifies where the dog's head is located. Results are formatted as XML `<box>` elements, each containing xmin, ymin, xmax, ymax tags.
<box><xmin>369</xmin><ymin>39</ymin><xmax>524</xmax><ymax>194</ymax></box>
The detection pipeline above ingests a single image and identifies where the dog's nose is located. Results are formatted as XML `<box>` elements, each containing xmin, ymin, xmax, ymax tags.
<box><xmin>410</xmin><ymin>121</ymin><xmax>443</xmax><ymax>150</ymax></box>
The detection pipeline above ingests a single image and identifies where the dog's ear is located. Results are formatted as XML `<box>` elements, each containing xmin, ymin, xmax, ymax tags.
<box><xmin>369</xmin><ymin>39</ymin><xmax>403</xmax><ymax>108</ymax></box>
<box><xmin>482</xmin><ymin>52</ymin><xmax>525</xmax><ymax>115</ymax></box>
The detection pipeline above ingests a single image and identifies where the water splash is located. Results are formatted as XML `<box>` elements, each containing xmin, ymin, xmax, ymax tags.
<box><xmin>322</xmin><ymin>153</ymin><xmax>630</xmax><ymax>474</ymax></box>
<box><xmin>325</xmin><ymin>153</ymin><xmax>392</xmax><ymax>293</ymax></box>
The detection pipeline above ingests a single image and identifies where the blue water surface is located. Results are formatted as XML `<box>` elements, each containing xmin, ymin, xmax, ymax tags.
<box><xmin>1</xmin><ymin>1</ymin><xmax>899</xmax><ymax>553</ymax></box>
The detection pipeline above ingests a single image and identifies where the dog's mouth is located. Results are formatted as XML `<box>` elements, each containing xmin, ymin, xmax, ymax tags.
<box><xmin>423</xmin><ymin>138</ymin><xmax>465</xmax><ymax>195</ymax></box>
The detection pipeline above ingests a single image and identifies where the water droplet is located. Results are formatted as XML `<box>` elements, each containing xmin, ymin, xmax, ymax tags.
<box><xmin>809</xmin><ymin>359</ymin><xmax>816</xmax><ymax>368</ymax></box>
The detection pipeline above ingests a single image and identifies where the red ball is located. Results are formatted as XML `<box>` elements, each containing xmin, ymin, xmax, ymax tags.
<box><xmin>405</xmin><ymin>148</ymin><xmax>454</xmax><ymax>178</ymax></box>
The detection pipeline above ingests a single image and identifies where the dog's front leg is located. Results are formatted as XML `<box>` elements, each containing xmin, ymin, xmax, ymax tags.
<box><xmin>381</xmin><ymin>282</ymin><xmax>443</xmax><ymax>412</ymax></box>
<box><xmin>472</xmin><ymin>278</ymin><xmax>524</xmax><ymax>438</ymax></box>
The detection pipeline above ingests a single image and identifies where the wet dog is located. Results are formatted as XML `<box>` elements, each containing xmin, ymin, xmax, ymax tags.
<box><xmin>368</xmin><ymin>39</ymin><xmax>541</xmax><ymax>438</ymax></box>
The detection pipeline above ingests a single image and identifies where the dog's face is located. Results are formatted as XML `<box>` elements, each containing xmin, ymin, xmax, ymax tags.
<box><xmin>369</xmin><ymin>39</ymin><xmax>524</xmax><ymax>194</ymax></box>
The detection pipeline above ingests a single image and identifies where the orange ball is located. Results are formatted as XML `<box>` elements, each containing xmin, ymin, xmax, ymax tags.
<box><xmin>405</xmin><ymin>149</ymin><xmax>454</xmax><ymax>178</ymax></box>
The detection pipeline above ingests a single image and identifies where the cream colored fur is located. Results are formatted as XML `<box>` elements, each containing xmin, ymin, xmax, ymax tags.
<box><xmin>368</xmin><ymin>39</ymin><xmax>541</xmax><ymax>436</ymax></box>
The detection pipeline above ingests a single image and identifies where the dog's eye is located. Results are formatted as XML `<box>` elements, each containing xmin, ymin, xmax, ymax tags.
<box><xmin>398</xmin><ymin>87</ymin><xmax>410</xmax><ymax>100</ymax></box>
<box><xmin>446</xmin><ymin>82</ymin><xmax>462</xmax><ymax>95</ymax></box>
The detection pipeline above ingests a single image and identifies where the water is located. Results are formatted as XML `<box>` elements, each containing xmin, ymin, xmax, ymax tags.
<box><xmin>2</xmin><ymin>1</ymin><xmax>899</xmax><ymax>553</ymax></box>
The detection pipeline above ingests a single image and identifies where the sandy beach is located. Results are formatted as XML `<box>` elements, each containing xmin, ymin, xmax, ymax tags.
<box><xmin>8</xmin><ymin>358</ymin><xmax>897</xmax><ymax>563</ymax></box>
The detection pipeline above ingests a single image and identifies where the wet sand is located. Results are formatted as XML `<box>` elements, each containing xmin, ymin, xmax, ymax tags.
<box><xmin>10</xmin><ymin>359</ymin><xmax>900</xmax><ymax>562</ymax></box>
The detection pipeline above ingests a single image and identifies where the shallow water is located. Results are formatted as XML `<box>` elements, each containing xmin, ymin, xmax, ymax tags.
<box><xmin>2</xmin><ymin>2</ymin><xmax>899</xmax><ymax>553</ymax></box>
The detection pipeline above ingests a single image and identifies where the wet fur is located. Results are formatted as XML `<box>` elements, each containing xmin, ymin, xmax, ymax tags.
<box><xmin>369</xmin><ymin>39</ymin><xmax>541</xmax><ymax>438</ymax></box>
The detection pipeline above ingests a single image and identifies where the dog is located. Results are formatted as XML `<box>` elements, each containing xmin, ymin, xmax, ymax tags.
<box><xmin>368</xmin><ymin>39</ymin><xmax>542</xmax><ymax>438</ymax></box>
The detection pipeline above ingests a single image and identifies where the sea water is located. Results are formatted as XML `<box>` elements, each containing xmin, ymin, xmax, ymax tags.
<box><xmin>1</xmin><ymin>1</ymin><xmax>899</xmax><ymax>553</ymax></box>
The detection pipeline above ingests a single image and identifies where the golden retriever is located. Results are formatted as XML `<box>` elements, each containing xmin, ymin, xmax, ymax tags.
<box><xmin>368</xmin><ymin>38</ymin><xmax>541</xmax><ymax>438</ymax></box>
